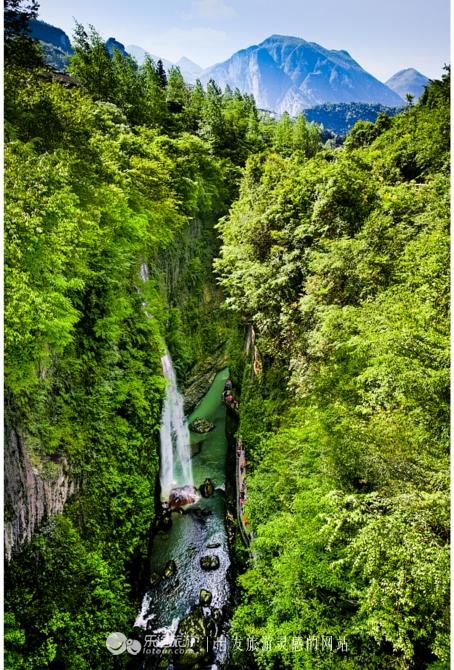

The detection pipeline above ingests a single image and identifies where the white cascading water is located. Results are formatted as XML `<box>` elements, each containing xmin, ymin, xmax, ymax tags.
<box><xmin>159</xmin><ymin>352</ymin><xmax>193</xmax><ymax>499</ymax></box>
<box><xmin>139</xmin><ymin>262</ymin><xmax>149</xmax><ymax>282</ymax></box>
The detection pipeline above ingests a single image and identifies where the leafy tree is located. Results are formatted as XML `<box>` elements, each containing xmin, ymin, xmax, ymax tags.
<box><xmin>140</xmin><ymin>54</ymin><xmax>168</xmax><ymax>128</ymax></box>
<box><xmin>155</xmin><ymin>58</ymin><xmax>168</xmax><ymax>88</ymax></box>
<box><xmin>272</xmin><ymin>111</ymin><xmax>294</xmax><ymax>155</ymax></box>
<box><xmin>68</xmin><ymin>23</ymin><xmax>115</xmax><ymax>100</ymax></box>
<box><xmin>4</xmin><ymin>0</ymin><xmax>43</xmax><ymax>67</ymax></box>
<box><xmin>111</xmin><ymin>48</ymin><xmax>144</xmax><ymax>124</ymax></box>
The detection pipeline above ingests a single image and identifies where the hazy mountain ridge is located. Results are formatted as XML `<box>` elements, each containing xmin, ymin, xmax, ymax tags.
<box><xmin>28</xmin><ymin>20</ymin><xmax>201</xmax><ymax>81</ymax></box>
<box><xmin>385</xmin><ymin>68</ymin><xmax>429</xmax><ymax>101</ymax></box>
<box><xmin>29</xmin><ymin>19</ymin><xmax>409</xmax><ymax>114</ymax></box>
<box><xmin>304</xmin><ymin>102</ymin><xmax>401</xmax><ymax>136</ymax></box>
<box><xmin>126</xmin><ymin>45</ymin><xmax>202</xmax><ymax>81</ymax></box>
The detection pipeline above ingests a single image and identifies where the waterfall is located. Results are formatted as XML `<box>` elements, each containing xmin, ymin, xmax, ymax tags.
<box><xmin>160</xmin><ymin>351</ymin><xmax>193</xmax><ymax>499</ymax></box>
<box><xmin>139</xmin><ymin>262</ymin><xmax>149</xmax><ymax>282</ymax></box>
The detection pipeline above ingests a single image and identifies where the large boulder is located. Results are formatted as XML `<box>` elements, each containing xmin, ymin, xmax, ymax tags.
<box><xmin>163</xmin><ymin>560</ymin><xmax>177</xmax><ymax>579</ymax></box>
<box><xmin>183</xmin><ymin>349</ymin><xmax>228</xmax><ymax>414</ymax></box>
<box><xmin>173</xmin><ymin>606</ymin><xmax>216</xmax><ymax>668</ymax></box>
<box><xmin>189</xmin><ymin>418</ymin><xmax>215</xmax><ymax>434</ymax></box>
<box><xmin>200</xmin><ymin>555</ymin><xmax>220</xmax><ymax>571</ymax></box>
<box><xmin>149</xmin><ymin>571</ymin><xmax>161</xmax><ymax>586</ymax></box>
<box><xmin>169</xmin><ymin>485</ymin><xmax>199</xmax><ymax>509</ymax></box>
<box><xmin>199</xmin><ymin>589</ymin><xmax>212</xmax><ymax>606</ymax></box>
<box><xmin>199</xmin><ymin>478</ymin><xmax>215</xmax><ymax>498</ymax></box>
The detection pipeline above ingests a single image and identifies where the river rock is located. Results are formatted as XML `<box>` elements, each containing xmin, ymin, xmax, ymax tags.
<box><xmin>157</xmin><ymin>513</ymin><xmax>172</xmax><ymax>531</ymax></box>
<box><xmin>149</xmin><ymin>571</ymin><xmax>161</xmax><ymax>586</ymax></box>
<box><xmin>200</xmin><ymin>555</ymin><xmax>220</xmax><ymax>571</ymax></box>
<box><xmin>173</xmin><ymin>605</ymin><xmax>216</xmax><ymax>668</ymax></box>
<box><xmin>158</xmin><ymin>647</ymin><xmax>171</xmax><ymax>668</ymax></box>
<box><xmin>169</xmin><ymin>485</ymin><xmax>198</xmax><ymax>509</ymax></box>
<box><xmin>163</xmin><ymin>559</ymin><xmax>177</xmax><ymax>578</ymax></box>
<box><xmin>191</xmin><ymin>440</ymin><xmax>203</xmax><ymax>457</ymax></box>
<box><xmin>199</xmin><ymin>478</ymin><xmax>215</xmax><ymax>498</ymax></box>
<box><xmin>199</xmin><ymin>589</ymin><xmax>213</xmax><ymax>606</ymax></box>
<box><xmin>189</xmin><ymin>418</ymin><xmax>215</xmax><ymax>434</ymax></box>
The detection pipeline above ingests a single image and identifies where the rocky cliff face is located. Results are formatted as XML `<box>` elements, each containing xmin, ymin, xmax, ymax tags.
<box><xmin>4</xmin><ymin>419</ymin><xmax>78</xmax><ymax>561</ymax></box>
<box><xmin>29</xmin><ymin>19</ymin><xmax>73</xmax><ymax>53</ymax></box>
<box><xmin>183</xmin><ymin>347</ymin><xmax>228</xmax><ymax>413</ymax></box>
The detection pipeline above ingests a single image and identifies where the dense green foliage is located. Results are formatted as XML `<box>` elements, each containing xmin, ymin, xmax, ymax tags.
<box><xmin>304</xmin><ymin>102</ymin><xmax>401</xmax><ymax>137</ymax></box>
<box><xmin>216</xmin><ymin>70</ymin><xmax>450</xmax><ymax>670</ymax></box>
<box><xmin>4</xmin><ymin>14</ymin><xmax>308</xmax><ymax>668</ymax></box>
<box><xmin>4</xmin><ymin>70</ymin><xmax>221</xmax><ymax>669</ymax></box>
<box><xmin>4</xmin><ymin>0</ymin><xmax>43</xmax><ymax>68</ymax></box>
<box><xmin>4</xmin><ymin>8</ymin><xmax>323</xmax><ymax>666</ymax></box>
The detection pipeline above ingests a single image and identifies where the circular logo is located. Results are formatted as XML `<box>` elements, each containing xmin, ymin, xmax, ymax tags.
<box><xmin>127</xmin><ymin>639</ymin><xmax>142</xmax><ymax>655</ymax></box>
<box><xmin>106</xmin><ymin>632</ymin><xmax>127</xmax><ymax>655</ymax></box>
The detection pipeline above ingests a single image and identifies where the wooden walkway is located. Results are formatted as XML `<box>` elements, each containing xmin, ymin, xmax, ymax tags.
<box><xmin>236</xmin><ymin>437</ymin><xmax>251</xmax><ymax>546</ymax></box>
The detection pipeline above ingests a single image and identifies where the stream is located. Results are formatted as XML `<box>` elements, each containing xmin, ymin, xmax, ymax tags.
<box><xmin>130</xmin><ymin>357</ymin><xmax>232</xmax><ymax>669</ymax></box>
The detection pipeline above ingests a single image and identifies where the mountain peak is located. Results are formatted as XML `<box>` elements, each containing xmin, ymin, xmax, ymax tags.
<box><xmin>386</xmin><ymin>68</ymin><xmax>429</xmax><ymax>101</ymax></box>
<box><xmin>177</xmin><ymin>56</ymin><xmax>201</xmax><ymax>69</ymax></box>
<box><xmin>106</xmin><ymin>37</ymin><xmax>128</xmax><ymax>57</ymax></box>
<box><xmin>200</xmin><ymin>34</ymin><xmax>403</xmax><ymax>114</ymax></box>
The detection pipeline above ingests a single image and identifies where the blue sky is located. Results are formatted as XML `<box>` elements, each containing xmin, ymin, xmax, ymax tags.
<box><xmin>37</xmin><ymin>0</ymin><xmax>450</xmax><ymax>81</ymax></box>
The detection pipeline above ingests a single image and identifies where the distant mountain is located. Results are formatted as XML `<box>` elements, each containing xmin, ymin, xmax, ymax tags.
<box><xmin>29</xmin><ymin>19</ymin><xmax>73</xmax><ymax>70</ymax></box>
<box><xmin>29</xmin><ymin>19</ymin><xmax>72</xmax><ymax>52</ymax></box>
<box><xmin>126</xmin><ymin>44</ymin><xmax>174</xmax><ymax>71</ymax></box>
<box><xmin>304</xmin><ymin>102</ymin><xmax>401</xmax><ymax>136</ymax></box>
<box><xmin>176</xmin><ymin>57</ymin><xmax>203</xmax><ymax>83</ymax></box>
<box><xmin>199</xmin><ymin>34</ymin><xmax>404</xmax><ymax>114</ymax></box>
<box><xmin>29</xmin><ymin>17</ymin><xmax>410</xmax><ymax>120</ymax></box>
<box><xmin>126</xmin><ymin>46</ymin><xmax>202</xmax><ymax>82</ymax></box>
<box><xmin>385</xmin><ymin>68</ymin><xmax>429</xmax><ymax>101</ymax></box>
<box><xmin>106</xmin><ymin>37</ymin><xmax>128</xmax><ymax>58</ymax></box>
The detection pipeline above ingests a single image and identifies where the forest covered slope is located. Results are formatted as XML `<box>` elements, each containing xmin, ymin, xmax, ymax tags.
<box><xmin>216</xmin><ymin>69</ymin><xmax>450</xmax><ymax>670</ymax></box>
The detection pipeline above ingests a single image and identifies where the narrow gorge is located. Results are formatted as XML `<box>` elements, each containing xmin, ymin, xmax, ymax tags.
<box><xmin>4</xmin><ymin>6</ymin><xmax>450</xmax><ymax>669</ymax></box>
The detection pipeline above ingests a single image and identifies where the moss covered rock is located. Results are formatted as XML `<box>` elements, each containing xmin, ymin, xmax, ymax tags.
<box><xmin>189</xmin><ymin>418</ymin><xmax>215</xmax><ymax>433</ymax></box>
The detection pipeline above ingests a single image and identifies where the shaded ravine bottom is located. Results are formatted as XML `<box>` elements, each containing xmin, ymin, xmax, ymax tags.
<box><xmin>128</xmin><ymin>368</ymin><xmax>233</xmax><ymax>669</ymax></box>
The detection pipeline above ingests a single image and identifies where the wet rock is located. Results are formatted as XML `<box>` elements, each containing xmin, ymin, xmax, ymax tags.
<box><xmin>163</xmin><ymin>559</ymin><xmax>177</xmax><ymax>578</ymax></box>
<box><xmin>199</xmin><ymin>589</ymin><xmax>213</xmax><ymax>606</ymax></box>
<box><xmin>158</xmin><ymin>647</ymin><xmax>172</xmax><ymax>668</ymax></box>
<box><xmin>189</xmin><ymin>418</ymin><xmax>215</xmax><ymax>434</ymax></box>
<box><xmin>184</xmin><ymin>373</ymin><xmax>218</xmax><ymax>415</ymax></box>
<box><xmin>157</xmin><ymin>513</ymin><xmax>172</xmax><ymax>531</ymax></box>
<box><xmin>150</xmin><ymin>571</ymin><xmax>161</xmax><ymax>586</ymax></box>
<box><xmin>191</xmin><ymin>441</ymin><xmax>203</xmax><ymax>457</ymax></box>
<box><xmin>173</xmin><ymin>605</ymin><xmax>216</xmax><ymax>668</ymax></box>
<box><xmin>207</xmin><ymin>542</ymin><xmax>221</xmax><ymax>549</ymax></box>
<box><xmin>211</xmin><ymin>608</ymin><xmax>223</xmax><ymax>638</ymax></box>
<box><xmin>200</xmin><ymin>555</ymin><xmax>220</xmax><ymax>571</ymax></box>
<box><xmin>199</xmin><ymin>478</ymin><xmax>215</xmax><ymax>498</ymax></box>
<box><xmin>169</xmin><ymin>485</ymin><xmax>198</xmax><ymax>510</ymax></box>
<box><xmin>183</xmin><ymin>348</ymin><xmax>228</xmax><ymax>414</ymax></box>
